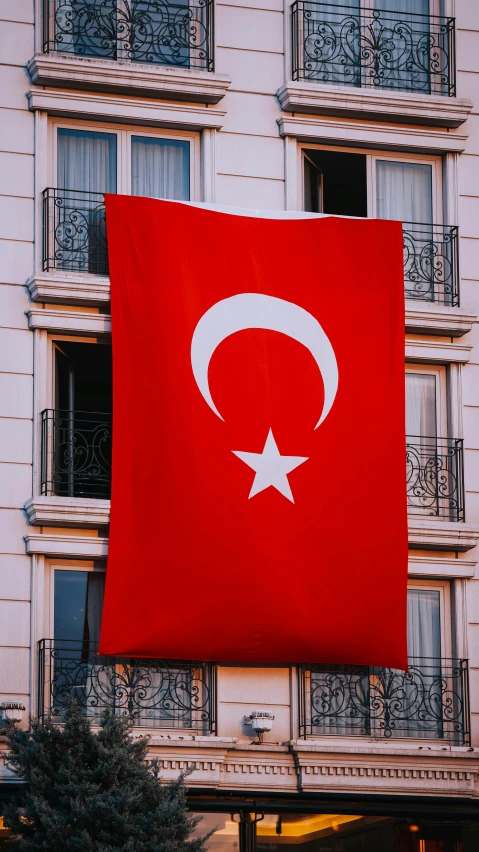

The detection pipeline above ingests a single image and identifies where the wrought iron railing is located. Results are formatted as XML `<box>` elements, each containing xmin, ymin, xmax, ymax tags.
<box><xmin>42</xmin><ymin>0</ymin><xmax>214</xmax><ymax>70</ymax></box>
<box><xmin>38</xmin><ymin>639</ymin><xmax>216</xmax><ymax>733</ymax></box>
<box><xmin>403</xmin><ymin>223</ymin><xmax>458</xmax><ymax>306</ymax></box>
<box><xmin>406</xmin><ymin>436</ymin><xmax>464</xmax><ymax>521</ymax></box>
<box><xmin>299</xmin><ymin>658</ymin><xmax>470</xmax><ymax>744</ymax></box>
<box><xmin>41</xmin><ymin>409</ymin><xmax>112</xmax><ymax>499</ymax></box>
<box><xmin>291</xmin><ymin>2</ymin><xmax>455</xmax><ymax>96</ymax></box>
<box><xmin>43</xmin><ymin>188</ymin><xmax>108</xmax><ymax>275</ymax></box>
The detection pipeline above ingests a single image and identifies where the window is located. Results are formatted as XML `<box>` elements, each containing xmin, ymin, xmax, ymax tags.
<box><xmin>301</xmin><ymin>581</ymin><xmax>469</xmax><ymax>743</ymax></box>
<box><xmin>302</xmin><ymin>145</ymin><xmax>457</xmax><ymax>305</ymax></box>
<box><xmin>44</xmin><ymin>121</ymin><xmax>198</xmax><ymax>274</ymax></box>
<box><xmin>39</xmin><ymin>564</ymin><xmax>216</xmax><ymax>731</ymax></box>
<box><xmin>41</xmin><ymin>342</ymin><xmax>112</xmax><ymax>498</ymax></box>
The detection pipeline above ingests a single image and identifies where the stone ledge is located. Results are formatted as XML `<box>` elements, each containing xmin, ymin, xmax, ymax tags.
<box><xmin>277</xmin><ymin>81</ymin><xmax>473</xmax><ymax>128</ymax></box>
<box><xmin>405</xmin><ymin>302</ymin><xmax>476</xmax><ymax>338</ymax></box>
<box><xmin>28</xmin><ymin>54</ymin><xmax>231</xmax><ymax>105</ymax></box>
<box><xmin>26</xmin><ymin>307</ymin><xmax>111</xmax><ymax>336</ymax></box>
<box><xmin>24</xmin><ymin>496</ymin><xmax>110</xmax><ymax>528</ymax></box>
<box><xmin>27</xmin><ymin>272</ymin><xmax>110</xmax><ymax>307</ymax></box>
<box><xmin>408</xmin><ymin>519</ymin><xmax>479</xmax><ymax>552</ymax></box>
<box><xmin>24</xmin><ymin>532</ymin><xmax>108</xmax><ymax>558</ymax></box>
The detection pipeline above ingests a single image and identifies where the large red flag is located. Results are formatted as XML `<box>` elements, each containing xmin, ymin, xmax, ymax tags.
<box><xmin>99</xmin><ymin>197</ymin><xmax>408</xmax><ymax>668</ymax></box>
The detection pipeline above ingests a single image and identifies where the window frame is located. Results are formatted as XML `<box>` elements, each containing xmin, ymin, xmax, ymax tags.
<box><xmin>299</xmin><ymin>142</ymin><xmax>443</xmax><ymax>225</ymax></box>
<box><xmin>48</xmin><ymin>117</ymin><xmax>200</xmax><ymax>201</ymax></box>
<box><xmin>405</xmin><ymin>363</ymin><xmax>448</xmax><ymax>439</ymax></box>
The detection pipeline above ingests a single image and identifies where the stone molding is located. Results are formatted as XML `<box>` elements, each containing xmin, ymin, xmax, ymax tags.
<box><xmin>144</xmin><ymin>739</ymin><xmax>479</xmax><ymax>798</ymax></box>
<box><xmin>405</xmin><ymin>303</ymin><xmax>476</xmax><ymax>338</ymax></box>
<box><xmin>22</xmin><ymin>504</ymin><xmax>479</xmax><ymax>556</ymax></box>
<box><xmin>26</xmin><ymin>284</ymin><xmax>474</xmax><ymax>342</ymax></box>
<box><xmin>277</xmin><ymin>115</ymin><xmax>468</xmax><ymax>154</ymax></box>
<box><xmin>27</xmin><ymin>273</ymin><xmax>110</xmax><ymax>307</ymax></box>
<box><xmin>26</xmin><ymin>307</ymin><xmax>111</xmax><ymax>336</ymax></box>
<box><xmin>24</xmin><ymin>496</ymin><xmax>110</xmax><ymax>528</ymax></box>
<box><xmin>27</xmin><ymin>54</ymin><xmax>231</xmax><ymax>105</ymax></box>
<box><xmin>276</xmin><ymin>81</ymin><xmax>473</xmax><ymax>129</ymax></box>
<box><xmin>408</xmin><ymin>519</ymin><xmax>479</xmax><ymax>552</ymax></box>
<box><xmin>24</xmin><ymin>532</ymin><xmax>108</xmax><ymax>558</ymax></box>
<box><xmin>405</xmin><ymin>338</ymin><xmax>472</xmax><ymax>363</ymax></box>
<box><xmin>28</xmin><ymin>89</ymin><xmax>226</xmax><ymax>131</ymax></box>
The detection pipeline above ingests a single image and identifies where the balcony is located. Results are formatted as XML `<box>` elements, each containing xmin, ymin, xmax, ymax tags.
<box><xmin>299</xmin><ymin>658</ymin><xmax>470</xmax><ymax>745</ymax></box>
<box><xmin>28</xmin><ymin>0</ymin><xmax>232</xmax><ymax>104</ymax></box>
<box><xmin>406</xmin><ymin>436</ymin><xmax>464</xmax><ymax>522</ymax></box>
<box><xmin>280</xmin><ymin>3</ymin><xmax>472</xmax><ymax>127</ymax></box>
<box><xmin>403</xmin><ymin>222</ymin><xmax>458</xmax><ymax>307</ymax></box>
<box><xmin>41</xmin><ymin>409</ymin><xmax>112</xmax><ymax>499</ymax></box>
<box><xmin>43</xmin><ymin>188</ymin><xmax>109</xmax><ymax>276</ymax></box>
<box><xmin>38</xmin><ymin>639</ymin><xmax>216</xmax><ymax>733</ymax></box>
<box><xmin>43</xmin><ymin>0</ymin><xmax>213</xmax><ymax>69</ymax></box>
<box><xmin>291</xmin><ymin>2</ymin><xmax>455</xmax><ymax>95</ymax></box>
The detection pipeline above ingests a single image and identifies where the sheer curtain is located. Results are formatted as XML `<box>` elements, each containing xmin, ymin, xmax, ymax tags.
<box><xmin>376</xmin><ymin>160</ymin><xmax>433</xmax><ymax>224</ymax></box>
<box><xmin>57</xmin><ymin>129</ymin><xmax>116</xmax><ymax>274</ymax></box>
<box><xmin>408</xmin><ymin>589</ymin><xmax>441</xmax><ymax>660</ymax></box>
<box><xmin>406</xmin><ymin>373</ymin><xmax>437</xmax><ymax>440</ymax></box>
<box><xmin>407</xmin><ymin>588</ymin><xmax>442</xmax><ymax>738</ymax></box>
<box><xmin>131</xmin><ymin>137</ymin><xmax>190</xmax><ymax>201</ymax></box>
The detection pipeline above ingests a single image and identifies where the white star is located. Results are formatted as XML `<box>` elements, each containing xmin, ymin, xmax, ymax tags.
<box><xmin>232</xmin><ymin>429</ymin><xmax>308</xmax><ymax>503</ymax></box>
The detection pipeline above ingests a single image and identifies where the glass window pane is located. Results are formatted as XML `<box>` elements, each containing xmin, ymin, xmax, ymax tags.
<box><xmin>376</xmin><ymin>160</ymin><xmax>433</xmax><ymax>224</ymax></box>
<box><xmin>131</xmin><ymin>136</ymin><xmax>190</xmax><ymax>201</ymax></box>
<box><xmin>54</xmin><ymin>570</ymin><xmax>105</xmax><ymax>644</ymax></box>
<box><xmin>406</xmin><ymin>373</ymin><xmax>437</xmax><ymax>438</ymax></box>
<box><xmin>57</xmin><ymin>129</ymin><xmax>117</xmax><ymax>193</ymax></box>
<box><xmin>407</xmin><ymin>589</ymin><xmax>441</xmax><ymax>660</ymax></box>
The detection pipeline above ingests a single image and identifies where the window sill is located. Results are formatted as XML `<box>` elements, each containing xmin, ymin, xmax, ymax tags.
<box><xmin>27</xmin><ymin>54</ymin><xmax>231</xmax><ymax>105</ymax></box>
<box><xmin>277</xmin><ymin>81</ymin><xmax>473</xmax><ymax>129</ymax></box>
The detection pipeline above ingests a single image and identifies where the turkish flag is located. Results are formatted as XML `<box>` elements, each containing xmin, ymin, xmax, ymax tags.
<box><xmin>99</xmin><ymin>196</ymin><xmax>408</xmax><ymax>669</ymax></box>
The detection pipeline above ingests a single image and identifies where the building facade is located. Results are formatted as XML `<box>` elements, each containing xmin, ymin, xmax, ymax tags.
<box><xmin>1</xmin><ymin>0</ymin><xmax>479</xmax><ymax>848</ymax></box>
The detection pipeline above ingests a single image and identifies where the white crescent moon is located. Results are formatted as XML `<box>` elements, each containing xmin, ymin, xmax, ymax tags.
<box><xmin>191</xmin><ymin>293</ymin><xmax>338</xmax><ymax>430</ymax></box>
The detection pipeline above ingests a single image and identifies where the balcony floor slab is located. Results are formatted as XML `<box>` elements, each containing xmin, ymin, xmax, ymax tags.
<box><xmin>28</xmin><ymin>54</ymin><xmax>231</xmax><ymax>105</ymax></box>
<box><xmin>24</xmin><ymin>496</ymin><xmax>110</xmax><ymax>528</ymax></box>
<box><xmin>277</xmin><ymin>81</ymin><xmax>473</xmax><ymax>129</ymax></box>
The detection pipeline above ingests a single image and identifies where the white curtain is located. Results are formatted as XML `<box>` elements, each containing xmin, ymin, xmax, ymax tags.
<box><xmin>407</xmin><ymin>589</ymin><xmax>441</xmax><ymax>661</ymax></box>
<box><xmin>406</xmin><ymin>373</ymin><xmax>437</xmax><ymax>439</ymax></box>
<box><xmin>374</xmin><ymin>0</ymin><xmax>429</xmax><ymax>14</ymax></box>
<box><xmin>376</xmin><ymin>160</ymin><xmax>433</xmax><ymax>225</ymax></box>
<box><xmin>57</xmin><ymin>129</ymin><xmax>117</xmax><ymax>192</ymax></box>
<box><xmin>131</xmin><ymin>137</ymin><xmax>190</xmax><ymax>201</ymax></box>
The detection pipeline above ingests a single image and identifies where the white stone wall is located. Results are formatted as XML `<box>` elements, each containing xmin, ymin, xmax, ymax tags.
<box><xmin>0</xmin><ymin>0</ymin><xmax>35</xmax><ymax>719</ymax></box>
<box><xmin>0</xmin><ymin>0</ymin><xmax>479</xmax><ymax>800</ymax></box>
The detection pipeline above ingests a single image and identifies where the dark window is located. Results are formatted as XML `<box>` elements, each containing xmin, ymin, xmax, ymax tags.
<box><xmin>303</xmin><ymin>149</ymin><xmax>367</xmax><ymax>218</ymax></box>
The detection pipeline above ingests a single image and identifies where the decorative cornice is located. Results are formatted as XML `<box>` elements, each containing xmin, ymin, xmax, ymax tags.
<box><xmin>26</xmin><ymin>307</ymin><xmax>111</xmax><ymax>336</ymax></box>
<box><xmin>408</xmin><ymin>553</ymin><xmax>476</xmax><ymax>577</ymax></box>
<box><xmin>28</xmin><ymin>89</ymin><xmax>226</xmax><ymax>131</ymax></box>
<box><xmin>24</xmin><ymin>532</ymin><xmax>108</xmax><ymax>558</ymax></box>
<box><xmin>405</xmin><ymin>338</ymin><xmax>472</xmax><ymax>363</ymax></box>
<box><xmin>277</xmin><ymin>115</ymin><xmax>468</xmax><ymax>154</ymax></box>
<box><xmin>27</xmin><ymin>54</ymin><xmax>231</xmax><ymax>105</ymax></box>
<box><xmin>24</xmin><ymin>496</ymin><xmax>110</xmax><ymax>528</ymax></box>
<box><xmin>276</xmin><ymin>81</ymin><xmax>473</xmax><ymax>129</ymax></box>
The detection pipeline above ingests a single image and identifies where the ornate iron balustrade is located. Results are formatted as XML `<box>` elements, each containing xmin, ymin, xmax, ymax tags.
<box><xmin>291</xmin><ymin>2</ymin><xmax>455</xmax><ymax>96</ymax></box>
<box><xmin>42</xmin><ymin>0</ymin><xmax>214</xmax><ymax>70</ymax></box>
<box><xmin>406</xmin><ymin>436</ymin><xmax>464</xmax><ymax>521</ymax></box>
<box><xmin>38</xmin><ymin>639</ymin><xmax>216</xmax><ymax>733</ymax></box>
<box><xmin>299</xmin><ymin>658</ymin><xmax>470</xmax><ymax>744</ymax></box>
<box><xmin>43</xmin><ymin>188</ymin><xmax>108</xmax><ymax>275</ymax></box>
<box><xmin>403</xmin><ymin>223</ymin><xmax>458</xmax><ymax>306</ymax></box>
<box><xmin>41</xmin><ymin>409</ymin><xmax>112</xmax><ymax>499</ymax></box>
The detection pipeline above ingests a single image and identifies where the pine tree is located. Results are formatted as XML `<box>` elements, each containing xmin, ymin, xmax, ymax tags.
<box><xmin>3</xmin><ymin>703</ymin><xmax>211</xmax><ymax>852</ymax></box>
